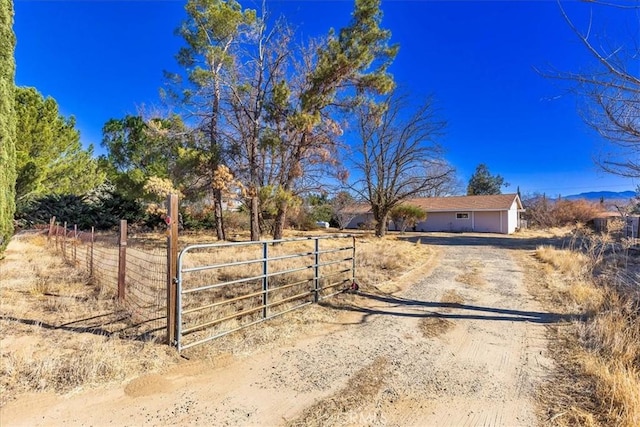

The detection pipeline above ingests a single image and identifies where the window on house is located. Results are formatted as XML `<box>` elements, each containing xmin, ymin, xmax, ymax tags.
<box><xmin>456</xmin><ymin>212</ymin><xmax>469</xmax><ymax>219</ymax></box>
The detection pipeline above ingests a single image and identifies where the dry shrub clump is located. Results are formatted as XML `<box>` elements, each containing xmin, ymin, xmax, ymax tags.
<box><xmin>286</xmin><ymin>356</ymin><xmax>388</xmax><ymax>427</ymax></box>
<box><xmin>419</xmin><ymin>316</ymin><xmax>454</xmax><ymax>339</ymax></box>
<box><xmin>455</xmin><ymin>260</ymin><xmax>486</xmax><ymax>288</ymax></box>
<box><xmin>525</xmin><ymin>197</ymin><xmax>604</xmax><ymax>228</ymax></box>
<box><xmin>440</xmin><ymin>289</ymin><xmax>465</xmax><ymax>306</ymax></box>
<box><xmin>530</xmin><ymin>244</ymin><xmax>640</xmax><ymax>427</ymax></box>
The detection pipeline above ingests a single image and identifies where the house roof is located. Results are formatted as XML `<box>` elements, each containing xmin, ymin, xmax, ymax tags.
<box><xmin>346</xmin><ymin>193</ymin><xmax>523</xmax><ymax>215</ymax></box>
<box><xmin>411</xmin><ymin>193</ymin><xmax>523</xmax><ymax>212</ymax></box>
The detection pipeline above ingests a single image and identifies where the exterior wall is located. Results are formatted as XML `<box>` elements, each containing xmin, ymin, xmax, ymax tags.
<box><xmin>346</xmin><ymin>213</ymin><xmax>374</xmax><ymax>230</ymax></box>
<box><xmin>345</xmin><ymin>207</ymin><xmax>520</xmax><ymax>234</ymax></box>
<box><xmin>474</xmin><ymin>211</ymin><xmax>502</xmax><ymax>233</ymax></box>
<box><xmin>507</xmin><ymin>201</ymin><xmax>519</xmax><ymax>234</ymax></box>
<box><xmin>418</xmin><ymin>210</ymin><xmax>513</xmax><ymax>234</ymax></box>
<box><xmin>415</xmin><ymin>212</ymin><xmax>473</xmax><ymax>232</ymax></box>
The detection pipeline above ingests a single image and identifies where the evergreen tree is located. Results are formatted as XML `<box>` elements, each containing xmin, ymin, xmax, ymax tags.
<box><xmin>467</xmin><ymin>163</ymin><xmax>507</xmax><ymax>196</ymax></box>
<box><xmin>390</xmin><ymin>204</ymin><xmax>427</xmax><ymax>233</ymax></box>
<box><xmin>14</xmin><ymin>87</ymin><xmax>105</xmax><ymax>207</ymax></box>
<box><xmin>0</xmin><ymin>0</ymin><xmax>16</xmax><ymax>253</ymax></box>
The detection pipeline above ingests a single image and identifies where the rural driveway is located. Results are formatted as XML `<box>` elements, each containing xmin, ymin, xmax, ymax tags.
<box><xmin>2</xmin><ymin>233</ymin><xmax>559</xmax><ymax>426</ymax></box>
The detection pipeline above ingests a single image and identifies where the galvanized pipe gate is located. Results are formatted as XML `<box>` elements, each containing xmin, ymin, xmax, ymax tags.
<box><xmin>170</xmin><ymin>235</ymin><xmax>356</xmax><ymax>352</ymax></box>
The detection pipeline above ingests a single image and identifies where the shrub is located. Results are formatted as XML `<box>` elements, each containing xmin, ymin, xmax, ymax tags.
<box><xmin>524</xmin><ymin>196</ymin><xmax>603</xmax><ymax>228</ymax></box>
<box><xmin>15</xmin><ymin>190</ymin><xmax>145</xmax><ymax>230</ymax></box>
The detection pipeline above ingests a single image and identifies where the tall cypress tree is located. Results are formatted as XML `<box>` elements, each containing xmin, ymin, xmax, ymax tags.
<box><xmin>0</xmin><ymin>0</ymin><xmax>16</xmax><ymax>253</ymax></box>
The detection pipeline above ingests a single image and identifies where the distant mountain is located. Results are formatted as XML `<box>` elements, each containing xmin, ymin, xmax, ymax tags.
<box><xmin>564</xmin><ymin>191</ymin><xmax>636</xmax><ymax>201</ymax></box>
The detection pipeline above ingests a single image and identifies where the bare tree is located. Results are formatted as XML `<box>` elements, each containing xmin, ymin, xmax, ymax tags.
<box><xmin>330</xmin><ymin>191</ymin><xmax>359</xmax><ymax>230</ymax></box>
<box><xmin>552</xmin><ymin>0</ymin><xmax>640</xmax><ymax>177</ymax></box>
<box><xmin>224</xmin><ymin>13</ymin><xmax>294</xmax><ymax>241</ymax></box>
<box><xmin>349</xmin><ymin>92</ymin><xmax>455</xmax><ymax>237</ymax></box>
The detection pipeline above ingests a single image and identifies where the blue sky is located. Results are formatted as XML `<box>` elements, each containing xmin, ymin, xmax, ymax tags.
<box><xmin>13</xmin><ymin>0</ymin><xmax>639</xmax><ymax>196</ymax></box>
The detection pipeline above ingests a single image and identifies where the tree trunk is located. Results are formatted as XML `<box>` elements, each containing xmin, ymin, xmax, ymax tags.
<box><xmin>250</xmin><ymin>195</ymin><xmax>260</xmax><ymax>241</ymax></box>
<box><xmin>373</xmin><ymin>208</ymin><xmax>388</xmax><ymax>237</ymax></box>
<box><xmin>375</xmin><ymin>219</ymin><xmax>387</xmax><ymax>237</ymax></box>
<box><xmin>214</xmin><ymin>189</ymin><xmax>225</xmax><ymax>241</ymax></box>
<box><xmin>273</xmin><ymin>205</ymin><xmax>287</xmax><ymax>241</ymax></box>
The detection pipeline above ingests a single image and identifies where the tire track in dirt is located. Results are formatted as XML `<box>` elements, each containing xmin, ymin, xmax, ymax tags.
<box><xmin>381</xmin><ymin>242</ymin><xmax>553</xmax><ymax>426</ymax></box>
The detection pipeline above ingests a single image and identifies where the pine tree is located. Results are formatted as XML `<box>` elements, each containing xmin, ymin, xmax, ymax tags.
<box><xmin>14</xmin><ymin>87</ymin><xmax>105</xmax><ymax>207</ymax></box>
<box><xmin>467</xmin><ymin>164</ymin><xmax>507</xmax><ymax>195</ymax></box>
<box><xmin>0</xmin><ymin>0</ymin><xmax>16</xmax><ymax>253</ymax></box>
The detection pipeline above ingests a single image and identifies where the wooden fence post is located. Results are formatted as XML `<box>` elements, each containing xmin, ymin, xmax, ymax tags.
<box><xmin>62</xmin><ymin>222</ymin><xmax>67</xmax><ymax>259</ymax></box>
<box><xmin>166</xmin><ymin>194</ymin><xmax>179</xmax><ymax>346</ymax></box>
<box><xmin>73</xmin><ymin>224</ymin><xmax>78</xmax><ymax>265</ymax></box>
<box><xmin>117</xmin><ymin>220</ymin><xmax>127</xmax><ymax>302</ymax></box>
<box><xmin>55</xmin><ymin>223</ymin><xmax>59</xmax><ymax>250</ymax></box>
<box><xmin>89</xmin><ymin>226</ymin><xmax>95</xmax><ymax>279</ymax></box>
<box><xmin>48</xmin><ymin>216</ymin><xmax>56</xmax><ymax>242</ymax></box>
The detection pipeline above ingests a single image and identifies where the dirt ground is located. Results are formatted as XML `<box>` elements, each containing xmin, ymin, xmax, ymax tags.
<box><xmin>1</xmin><ymin>233</ymin><xmax>558</xmax><ymax>426</ymax></box>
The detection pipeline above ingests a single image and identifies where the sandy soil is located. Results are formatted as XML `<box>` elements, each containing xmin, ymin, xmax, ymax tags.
<box><xmin>2</xmin><ymin>234</ymin><xmax>555</xmax><ymax>426</ymax></box>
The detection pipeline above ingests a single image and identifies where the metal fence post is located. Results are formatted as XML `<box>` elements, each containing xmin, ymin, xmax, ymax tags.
<box><xmin>117</xmin><ymin>220</ymin><xmax>127</xmax><ymax>302</ymax></box>
<box><xmin>166</xmin><ymin>194</ymin><xmax>179</xmax><ymax>346</ymax></box>
<box><xmin>262</xmin><ymin>242</ymin><xmax>269</xmax><ymax>318</ymax></box>
<box><xmin>314</xmin><ymin>238</ymin><xmax>320</xmax><ymax>302</ymax></box>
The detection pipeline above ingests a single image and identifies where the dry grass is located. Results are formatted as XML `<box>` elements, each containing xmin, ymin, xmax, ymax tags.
<box><xmin>418</xmin><ymin>290</ymin><xmax>461</xmax><ymax>338</ymax></box>
<box><xmin>514</xmin><ymin>226</ymin><xmax>574</xmax><ymax>239</ymax></box>
<box><xmin>522</xmin><ymin>241</ymin><xmax>640</xmax><ymax>427</ymax></box>
<box><xmin>419</xmin><ymin>316</ymin><xmax>454</xmax><ymax>339</ymax></box>
<box><xmin>455</xmin><ymin>260</ymin><xmax>486</xmax><ymax>288</ymax></box>
<box><xmin>286</xmin><ymin>356</ymin><xmax>388</xmax><ymax>427</ymax></box>
<box><xmin>533</xmin><ymin>245</ymin><xmax>606</xmax><ymax>314</ymax></box>
<box><xmin>1</xmin><ymin>231</ymin><xmax>437</xmax><ymax>404</ymax></box>
<box><xmin>440</xmin><ymin>289</ymin><xmax>465</xmax><ymax>305</ymax></box>
<box><xmin>356</xmin><ymin>236</ymin><xmax>435</xmax><ymax>293</ymax></box>
<box><xmin>0</xmin><ymin>235</ymin><xmax>181</xmax><ymax>405</ymax></box>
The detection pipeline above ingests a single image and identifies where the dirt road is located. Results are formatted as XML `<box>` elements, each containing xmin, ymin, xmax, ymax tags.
<box><xmin>2</xmin><ymin>234</ymin><xmax>556</xmax><ymax>426</ymax></box>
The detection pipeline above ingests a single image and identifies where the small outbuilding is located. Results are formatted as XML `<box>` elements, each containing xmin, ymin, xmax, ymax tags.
<box><xmin>347</xmin><ymin>193</ymin><xmax>524</xmax><ymax>234</ymax></box>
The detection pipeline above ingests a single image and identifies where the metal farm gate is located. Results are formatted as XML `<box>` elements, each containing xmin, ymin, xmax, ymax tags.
<box><xmin>173</xmin><ymin>235</ymin><xmax>356</xmax><ymax>352</ymax></box>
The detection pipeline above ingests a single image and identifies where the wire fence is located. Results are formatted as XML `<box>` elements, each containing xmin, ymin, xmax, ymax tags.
<box><xmin>49</xmin><ymin>220</ymin><xmax>167</xmax><ymax>341</ymax></box>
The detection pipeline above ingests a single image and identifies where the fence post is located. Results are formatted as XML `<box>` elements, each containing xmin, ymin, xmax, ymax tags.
<box><xmin>62</xmin><ymin>222</ymin><xmax>67</xmax><ymax>259</ymax></box>
<box><xmin>262</xmin><ymin>242</ymin><xmax>269</xmax><ymax>318</ymax></box>
<box><xmin>314</xmin><ymin>238</ymin><xmax>320</xmax><ymax>303</ymax></box>
<box><xmin>55</xmin><ymin>223</ymin><xmax>59</xmax><ymax>250</ymax></box>
<box><xmin>166</xmin><ymin>194</ymin><xmax>179</xmax><ymax>346</ymax></box>
<box><xmin>48</xmin><ymin>216</ymin><xmax>56</xmax><ymax>242</ymax></box>
<box><xmin>89</xmin><ymin>226</ymin><xmax>95</xmax><ymax>279</ymax></box>
<box><xmin>117</xmin><ymin>220</ymin><xmax>127</xmax><ymax>302</ymax></box>
<box><xmin>352</xmin><ymin>236</ymin><xmax>356</xmax><ymax>285</ymax></box>
<box><xmin>73</xmin><ymin>224</ymin><xmax>78</xmax><ymax>265</ymax></box>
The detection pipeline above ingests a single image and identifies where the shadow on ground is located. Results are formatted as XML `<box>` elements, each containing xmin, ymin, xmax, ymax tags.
<box><xmin>1</xmin><ymin>312</ymin><xmax>166</xmax><ymax>342</ymax></box>
<box><xmin>396</xmin><ymin>232</ymin><xmax>571</xmax><ymax>250</ymax></box>
<box><xmin>321</xmin><ymin>292</ymin><xmax>580</xmax><ymax>325</ymax></box>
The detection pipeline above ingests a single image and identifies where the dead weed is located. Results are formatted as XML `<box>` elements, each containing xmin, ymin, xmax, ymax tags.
<box><xmin>520</xmin><ymin>243</ymin><xmax>640</xmax><ymax>427</ymax></box>
<box><xmin>286</xmin><ymin>356</ymin><xmax>388</xmax><ymax>427</ymax></box>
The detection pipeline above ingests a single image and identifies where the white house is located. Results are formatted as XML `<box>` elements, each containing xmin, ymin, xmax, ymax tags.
<box><xmin>347</xmin><ymin>193</ymin><xmax>524</xmax><ymax>234</ymax></box>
